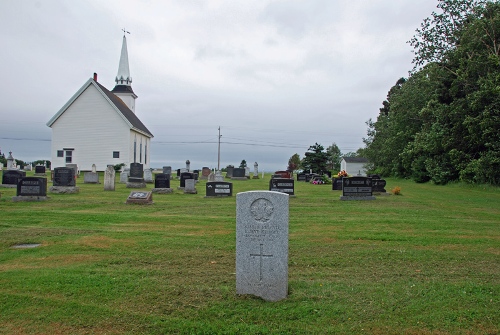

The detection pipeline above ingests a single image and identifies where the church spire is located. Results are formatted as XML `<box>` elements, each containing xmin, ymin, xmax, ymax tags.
<box><xmin>112</xmin><ymin>30</ymin><xmax>137</xmax><ymax>113</ymax></box>
<box><xmin>115</xmin><ymin>30</ymin><xmax>132</xmax><ymax>86</ymax></box>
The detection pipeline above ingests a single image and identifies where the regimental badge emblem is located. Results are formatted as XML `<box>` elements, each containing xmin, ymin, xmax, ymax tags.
<box><xmin>250</xmin><ymin>198</ymin><xmax>274</xmax><ymax>223</ymax></box>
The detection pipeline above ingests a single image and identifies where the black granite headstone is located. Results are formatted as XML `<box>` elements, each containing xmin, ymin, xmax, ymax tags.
<box><xmin>17</xmin><ymin>177</ymin><xmax>47</xmax><ymax>196</ymax></box>
<box><xmin>155</xmin><ymin>173</ymin><xmax>171</xmax><ymax>188</ymax></box>
<box><xmin>206</xmin><ymin>181</ymin><xmax>233</xmax><ymax>197</ymax></box>
<box><xmin>342</xmin><ymin>177</ymin><xmax>373</xmax><ymax>197</ymax></box>
<box><xmin>372</xmin><ymin>179</ymin><xmax>387</xmax><ymax>193</ymax></box>
<box><xmin>297</xmin><ymin>173</ymin><xmax>306</xmax><ymax>181</ymax></box>
<box><xmin>269</xmin><ymin>178</ymin><xmax>295</xmax><ymax>196</ymax></box>
<box><xmin>128</xmin><ymin>163</ymin><xmax>144</xmax><ymax>182</ymax></box>
<box><xmin>34</xmin><ymin>166</ymin><xmax>46</xmax><ymax>174</ymax></box>
<box><xmin>53</xmin><ymin>167</ymin><xmax>75</xmax><ymax>186</ymax></box>
<box><xmin>332</xmin><ymin>178</ymin><xmax>343</xmax><ymax>190</ymax></box>
<box><xmin>233</xmin><ymin>168</ymin><xmax>245</xmax><ymax>178</ymax></box>
<box><xmin>2</xmin><ymin>170</ymin><xmax>26</xmax><ymax>185</ymax></box>
<box><xmin>180</xmin><ymin>172</ymin><xmax>194</xmax><ymax>187</ymax></box>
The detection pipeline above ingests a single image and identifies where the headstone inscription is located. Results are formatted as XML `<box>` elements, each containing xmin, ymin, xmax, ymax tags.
<box><xmin>13</xmin><ymin>177</ymin><xmax>49</xmax><ymax>202</ymax></box>
<box><xmin>269</xmin><ymin>178</ymin><xmax>295</xmax><ymax>196</ymax></box>
<box><xmin>125</xmin><ymin>191</ymin><xmax>153</xmax><ymax>205</ymax></box>
<box><xmin>232</xmin><ymin>168</ymin><xmax>247</xmax><ymax>180</ymax></box>
<box><xmin>53</xmin><ymin>167</ymin><xmax>75</xmax><ymax>186</ymax></box>
<box><xmin>155</xmin><ymin>173</ymin><xmax>170</xmax><ymax>188</ymax></box>
<box><xmin>104</xmin><ymin>165</ymin><xmax>115</xmax><ymax>191</ymax></box>
<box><xmin>340</xmin><ymin>177</ymin><xmax>375</xmax><ymax>201</ymax></box>
<box><xmin>205</xmin><ymin>181</ymin><xmax>233</xmax><ymax>197</ymax></box>
<box><xmin>2</xmin><ymin>170</ymin><xmax>26</xmax><ymax>186</ymax></box>
<box><xmin>236</xmin><ymin>191</ymin><xmax>289</xmax><ymax>302</ymax></box>
<box><xmin>332</xmin><ymin>178</ymin><xmax>343</xmax><ymax>190</ymax></box>
<box><xmin>34</xmin><ymin>165</ymin><xmax>46</xmax><ymax>175</ymax></box>
<box><xmin>184</xmin><ymin>179</ymin><xmax>197</xmax><ymax>194</ymax></box>
<box><xmin>372</xmin><ymin>179</ymin><xmax>387</xmax><ymax>193</ymax></box>
<box><xmin>297</xmin><ymin>173</ymin><xmax>306</xmax><ymax>181</ymax></box>
<box><xmin>127</xmin><ymin>163</ymin><xmax>146</xmax><ymax>188</ymax></box>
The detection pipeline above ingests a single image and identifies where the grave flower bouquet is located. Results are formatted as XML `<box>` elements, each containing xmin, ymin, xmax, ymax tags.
<box><xmin>337</xmin><ymin>170</ymin><xmax>348</xmax><ymax>178</ymax></box>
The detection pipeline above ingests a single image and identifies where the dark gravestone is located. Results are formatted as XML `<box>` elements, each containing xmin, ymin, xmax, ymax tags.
<box><xmin>269</xmin><ymin>178</ymin><xmax>295</xmax><ymax>196</ymax></box>
<box><xmin>274</xmin><ymin>171</ymin><xmax>291</xmax><ymax>179</ymax></box>
<box><xmin>226</xmin><ymin>166</ymin><xmax>234</xmax><ymax>178</ymax></box>
<box><xmin>34</xmin><ymin>166</ymin><xmax>46</xmax><ymax>174</ymax></box>
<box><xmin>372</xmin><ymin>179</ymin><xmax>387</xmax><ymax>193</ymax></box>
<box><xmin>17</xmin><ymin>177</ymin><xmax>47</xmax><ymax>196</ymax></box>
<box><xmin>163</xmin><ymin>166</ymin><xmax>172</xmax><ymax>175</ymax></box>
<box><xmin>332</xmin><ymin>178</ymin><xmax>343</xmax><ymax>190</ymax></box>
<box><xmin>53</xmin><ymin>167</ymin><xmax>75</xmax><ymax>186</ymax></box>
<box><xmin>205</xmin><ymin>181</ymin><xmax>233</xmax><ymax>197</ymax></box>
<box><xmin>297</xmin><ymin>173</ymin><xmax>306</xmax><ymax>181</ymax></box>
<box><xmin>155</xmin><ymin>173</ymin><xmax>171</xmax><ymax>188</ymax></box>
<box><xmin>233</xmin><ymin>168</ymin><xmax>245</xmax><ymax>178</ymax></box>
<box><xmin>340</xmin><ymin>177</ymin><xmax>375</xmax><ymax>200</ymax></box>
<box><xmin>128</xmin><ymin>163</ymin><xmax>144</xmax><ymax>183</ymax></box>
<box><xmin>180</xmin><ymin>172</ymin><xmax>194</xmax><ymax>187</ymax></box>
<box><xmin>305</xmin><ymin>174</ymin><xmax>313</xmax><ymax>182</ymax></box>
<box><xmin>2</xmin><ymin>170</ymin><xmax>26</xmax><ymax>185</ymax></box>
<box><xmin>176</xmin><ymin>169</ymin><xmax>181</xmax><ymax>177</ymax></box>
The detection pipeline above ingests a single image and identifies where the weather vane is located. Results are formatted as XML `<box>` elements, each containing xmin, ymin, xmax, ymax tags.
<box><xmin>122</xmin><ymin>28</ymin><xmax>130</xmax><ymax>36</ymax></box>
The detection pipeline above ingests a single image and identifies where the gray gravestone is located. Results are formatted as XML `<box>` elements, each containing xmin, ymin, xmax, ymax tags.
<box><xmin>215</xmin><ymin>170</ymin><xmax>224</xmax><ymax>182</ymax></box>
<box><xmin>104</xmin><ymin>165</ymin><xmax>115</xmax><ymax>191</ymax></box>
<box><xmin>127</xmin><ymin>163</ymin><xmax>146</xmax><ymax>188</ymax></box>
<box><xmin>226</xmin><ymin>166</ymin><xmax>234</xmax><ymax>178</ymax></box>
<box><xmin>50</xmin><ymin>167</ymin><xmax>79</xmax><ymax>193</ymax></box>
<box><xmin>185</xmin><ymin>160</ymin><xmax>191</xmax><ymax>171</ymax></box>
<box><xmin>163</xmin><ymin>166</ymin><xmax>172</xmax><ymax>175</ymax></box>
<box><xmin>253</xmin><ymin>162</ymin><xmax>259</xmax><ymax>179</ymax></box>
<box><xmin>184</xmin><ymin>178</ymin><xmax>197</xmax><ymax>194</ymax></box>
<box><xmin>236</xmin><ymin>191</ymin><xmax>289</xmax><ymax>302</ymax></box>
<box><xmin>120</xmin><ymin>168</ymin><xmax>129</xmax><ymax>183</ymax></box>
<box><xmin>144</xmin><ymin>169</ymin><xmax>153</xmax><ymax>183</ymax></box>
<box><xmin>208</xmin><ymin>172</ymin><xmax>215</xmax><ymax>182</ymax></box>
<box><xmin>84</xmin><ymin>171</ymin><xmax>99</xmax><ymax>184</ymax></box>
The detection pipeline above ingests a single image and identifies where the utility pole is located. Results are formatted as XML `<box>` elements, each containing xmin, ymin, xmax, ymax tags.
<box><xmin>217</xmin><ymin>126</ymin><xmax>222</xmax><ymax>170</ymax></box>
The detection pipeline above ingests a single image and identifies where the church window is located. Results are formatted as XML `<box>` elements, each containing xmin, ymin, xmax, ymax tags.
<box><xmin>113</xmin><ymin>151</ymin><xmax>120</xmax><ymax>158</ymax></box>
<box><xmin>140</xmin><ymin>142</ymin><xmax>143</xmax><ymax>163</ymax></box>
<box><xmin>57</xmin><ymin>150</ymin><xmax>64</xmax><ymax>157</ymax></box>
<box><xmin>65</xmin><ymin>150</ymin><xmax>72</xmax><ymax>163</ymax></box>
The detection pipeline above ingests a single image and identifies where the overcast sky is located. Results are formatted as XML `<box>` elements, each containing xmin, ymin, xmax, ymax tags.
<box><xmin>0</xmin><ymin>0</ymin><xmax>438</xmax><ymax>171</ymax></box>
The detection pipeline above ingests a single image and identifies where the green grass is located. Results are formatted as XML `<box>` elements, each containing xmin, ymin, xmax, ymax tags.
<box><xmin>0</xmin><ymin>174</ymin><xmax>498</xmax><ymax>334</ymax></box>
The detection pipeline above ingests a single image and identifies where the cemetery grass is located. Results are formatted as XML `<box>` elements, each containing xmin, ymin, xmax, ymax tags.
<box><xmin>0</xmin><ymin>175</ymin><xmax>498</xmax><ymax>335</ymax></box>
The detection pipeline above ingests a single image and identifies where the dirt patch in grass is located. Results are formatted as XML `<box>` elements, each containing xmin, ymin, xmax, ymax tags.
<box><xmin>76</xmin><ymin>235</ymin><xmax>136</xmax><ymax>249</ymax></box>
<box><xmin>0</xmin><ymin>254</ymin><xmax>103</xmax><ymax>271</ymax></box>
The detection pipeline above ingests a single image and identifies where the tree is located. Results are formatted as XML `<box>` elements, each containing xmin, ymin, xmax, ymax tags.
<box><xmin>239</xmin><ymin>160</ymin><xmax>247</xmax><ymax>168</ymax></box>
<box><xmin>301</xmin><ymin>143</ymin><xmax>328</xmax><ymax>174</ymax></box>
<box><xmin>287</xmin><ymin>153</ymin><xmax>301</xmax><ymax>172</ymax></box>
<box><xmin>326</xmin><ymin>143</ymin><xmax>342</xmax><ymax>171</ymax></box>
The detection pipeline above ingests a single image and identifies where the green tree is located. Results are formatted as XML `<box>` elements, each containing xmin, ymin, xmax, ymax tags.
<box><xmin>326</xmin><ymin>143</ymin><xmax>342</xmax><ymax>171</ymax></box>
<box><xmin>239</xmin><ymin>160</ymin><xmax>247</xmax><ymax>168</ymax></box>
<box><xmin>301</xmin><ymin>143</ymin><xmax>328</xmax><ymax>174</ymax></box>
<box><xmin>287</xmin><ymin>153</ymin><xmax>301</xmax><ymax>172</ymax></box>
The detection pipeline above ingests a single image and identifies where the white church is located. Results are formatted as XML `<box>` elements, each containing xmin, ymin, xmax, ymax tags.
<box><xmin>47</xmin><ymin>34</ymin><xmax>153</xmax><ymax>171</ymax></box>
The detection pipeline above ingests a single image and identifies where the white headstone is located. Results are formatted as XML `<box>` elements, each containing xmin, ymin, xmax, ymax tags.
<box><xmin>92</xmin><ymin>164</ymin><xmax>97</xmax><ymax>173</ymax></box>
<box><xmin>215</xmin><ymin>170</ymin><xmax>224</xmax><ymax>182</ymax></box>
<box><xmin>144</xmin><ymin>169</ymin><xmax>153</xmax><ymax>183</ymax></box>
<box><xmin>104</xmin><ymin>165</ymin><xmax>115</xmax><ymax>191</ymax></box>
<box><xmin>236</xmin><ymin>191</ymin><xmax>289</xmax><ymax>302</ymax></box>
<box><xmin>184</xmin><ymin>178</ymin><xmax>197</xmax><ymax>194</ymax></box>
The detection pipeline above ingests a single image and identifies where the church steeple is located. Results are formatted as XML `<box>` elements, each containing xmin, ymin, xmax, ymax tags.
<box><xmin>112</xmin><ymin>30</ymin><xmax>137</xmax><ymax>113</ymax></box>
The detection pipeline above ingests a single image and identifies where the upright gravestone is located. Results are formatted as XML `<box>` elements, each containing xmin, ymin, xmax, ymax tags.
<box><xmin>245</xmin><ymin>167</ymin><xmax>251</xmax><ymax>179</ymax></box>
<box><xmin>201</xmin><ymin>167</ymin><xmax>211</xmax><ymax>180</ymax></box>
<box><xmin>179</xmin><ymin>172</ymin><xmax>194</xmax><ymax>188</ymax></box>
<box><xmin>297</xmin><ymin>173</ymin><xmax>306</xmax><ymax>182</ymax></box>
<box><xmin>332</xmin><ymin>178</ymin><xmax>343</xmax><ymax>190</ymax></box>
<box><xmin>127</xmin><ymin>163</ymin><xmax>146</xmax><ymax>188</ymax></box>
<box><xmin>34</xmin><ymin>165</ymin><xmax>46</xmax><ymax>176</ymax></box>
<box><xmin>269</xmin><ymin>178</ymin><xmax>295</xmax><ymax>196</ymax></box>
<box><xmin>215</xmin><ymin>170</ymin><xmax>224</xmax><ymax>182</ymax></box>
<box><xmin>50</xmin><ymin>167</ymin><xmax>79</xmax><ymax>193</ymax></box>
<box><xmin>2</xmin><ymin>170</ymin><xmax>26</xmax><ymax>187</ymax></box>
<box><xmin>13</xmin><ymin>177</ymin><xmax>48</xmax><ymax>202</ymax></box>
<box><xmin>253</xmin><ymin>162</ymin><xmax>259</xmax><ymax>179</ymax></box>
<box><xmin>163</xmin><ymin>166</ymin><xmax>172</xmax><ymax>177</ymax></box>
<box><xmin>232</xmin><ymin>168</ymin><xmax>247</xmax><ymax>180</ymax></box>
<box><xmin>236</xmin><ymin>191</ymin><xmax>289</xmax><ymax>302</ymax></box>
<box><xmin>120</xmin><ymin>168</ymin><xmax>130</xmax><ymax>183</ymax></box>
<box><xmin>340</xmin><ymin>177</ymin><xmax>375</xmax><ymax>201</ymax></box>
<box><xmin>372</xmin><ymin>178</ymin><xmax>387</xmax><ymax>193</ymax></box>
<box><xmin>208</xmin><ymin>172</ymin><xmax>215</xmax><ymax>182</ymax></box>
<box><xmin>152</xmin><ymin>173</ymin><xmax>173</xmax><ymax>194</ymax></box>
<box><xmin>6</xmin><ymin>151</ymin><xmax>16</xmax><ymax>170</ymax></box>
<box><xmin>226</xmin><ymin>166</ymin><xmax>234</xmax><ymax>179</ymax></box>
<box><xmin>205</xmin><ymin>181</ymin><xmax>233</xmax><ymax>197</ymax></box>
<box><xmin>184</xmin><ymin>178</ymin><xmax>197</xmax><ymax>194</ymax></box>
<box><xmin>144</xmin><ymin>169</ymin><xmax>154</xmax><ymax>184</ymax></box>
<box><xmin>66</xmin><ymin>164</ymin><xmax>79</xmax><ymax>177</ymax></box>
<box><xmin>104</xmin><ymin>165</ymin><xmax>115</xmax><ymax>191</ymax></box>
<box><xmin>84</xmin><ymin>165</ymin><xmax>99</xmax><ymax>184</ymax></box>
<box><xmin>185</xmin><ymin>160</ymin><xmax>191</xmax><ymax>171</ymax></box>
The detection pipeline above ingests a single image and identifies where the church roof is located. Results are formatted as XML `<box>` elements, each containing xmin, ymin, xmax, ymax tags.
<box><xmin>47</xmin><ymin>78</ymin><xmax>153</xmax><ymax>138</ymax></box>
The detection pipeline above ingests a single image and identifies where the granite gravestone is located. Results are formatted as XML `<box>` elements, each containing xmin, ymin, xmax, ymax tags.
<box><xmin>34</xmin><ymin>165</ymin><xmax>46</xmax><ymax>176</ymax></box>
<box><xmin>297</xmin><ymin>173</ymin><xmax>306</xmax><ymax>182</ymax></box>
<box><xmin>127</xmin><ymin>163</ymin><xmax>146</xmax><ymax>188</ymax></box>
<box><xmin>84</xmin><ymin>170</ymin><xmax>99</xmax><ymax>184</ymax></box>
<box><xmin>332</xmin><ymin>178</ymin><xmax>344</xmax><ymax>190</ymax></box>
<box><xmin>155</xmin><ymin>173</ymin><xmax>171</xmax><ymax>188</ymax></box>
<box><xmin>226</xmin><ymin>166</ymin><xmax>234</xmax><ymax>179</ymax></box>
<box><xmin>179</xmin><ymin>172</ymin><xmax>194</xmax><ymax>188</ymax></box>
<box><xmin>126</xmin><ymin>191</ymin><xmax>153</xmax><ymax>205</ymax></box>
<box><xmin>215</xmin><ymin>170</ymin><xmax>224</xmax><ymax>182</ymax></box>
<box><xmin>144</xmin><ymin>169</ymin><xmax>154</xmax><ymax>184</ymax></box>
<box><xmin>120</xmin><ymin>168</ymin><xmax>129</xmax><ymax>183</ymax></box>
<box><xmin>163</xmin><ymin>166</ymin><xmax>172</xmax><ymax>175</ymax></box>
<box><xmin>53</xmin><ymin>167</ymin><xmax>75</xmax><ymax>186</ymax></box>
<box><xmin>269</xmin><ymin>178</ymin><xmax>295</xmax><ymax>196</ymax></box>
<box><xmin>104</xmin><ymin>165</ymin><xmax>115</xmax><ymax>191</ymax></box>
<box><xmin>2</xmin><ymin>170</ymin><xmax>26</xmax><ymax>186</ymax></box>
<box><xmin>208</xmin><ymin>172</ymin><xmax>215</xmax><ymax>182</ymax></box>
<box><xmin>13</xmin><ymin>177</ymin><xmax>48</xmax><ymax>201</ymax></box>
<box><xmin>372</xmin><ymin>178</ymin><xmax>387</xmax><ymax>193</ymax></box>
<box><xmin>236</xmin><ymin>191</ymin><xmax>289</xmax><ymax>302</ymax></box>
<box><xmin>340</xmin><ymin>177</ymin><xmax>375</xmax><ymax>201</ymax></box>
<box><xmin>184</xmin><ymin>178</ymin><xmax>197</xmax><ymax>194</ymax></box>
<box><xmin>253</xmin><ymin>162</ymin><xmax>259</xmax><ymax>179</ymax></box>
<box><xmin>205</xmin><ymin>181</ymin><xmax>233</xmax><ymax>197</ymax></box>
<box><xmin>201</xmin><ymin>167</ymin><xmax>211</xmax><ymax>180</ymax></box>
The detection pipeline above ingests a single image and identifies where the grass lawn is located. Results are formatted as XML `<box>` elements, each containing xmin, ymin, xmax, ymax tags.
<box><xmin>0</xmin><ymin>173</ymin><xmax>498</xmax><ymax>334</ymax></box>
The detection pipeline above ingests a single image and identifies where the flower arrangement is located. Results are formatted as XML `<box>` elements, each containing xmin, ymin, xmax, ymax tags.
<box><xmin>337</xmin><ymin>170</ymin><xmax>348</xmax><ymax>178</ymax></box>
<box><xmin>392</xmin><ymin>186</ymin><xmax>402</xmax><ymax>195</ymax></box>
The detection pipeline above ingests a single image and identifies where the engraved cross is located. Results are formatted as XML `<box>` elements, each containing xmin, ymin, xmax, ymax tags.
<box><xmin>250</xmin><ymin>244</ymin><xmax>273</xmax><ymax>281</ymax></box>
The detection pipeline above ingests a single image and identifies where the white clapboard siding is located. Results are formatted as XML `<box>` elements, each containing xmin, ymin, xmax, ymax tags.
<box><xmin>50</xmin><ymin>84</ymin><xmax>143</xmax><ymax>171</ymax></box>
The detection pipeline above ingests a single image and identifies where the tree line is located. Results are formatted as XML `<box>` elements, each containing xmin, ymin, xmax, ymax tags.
<box><xmin>363</xmin><ymin>0</ymin><xmax>500</xmax><ymax>185</ymax></box>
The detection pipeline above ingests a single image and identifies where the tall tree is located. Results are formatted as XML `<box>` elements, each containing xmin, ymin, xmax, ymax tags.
<box><xmin>301</xmin><ymin>143</ymin><xmax>328</xmax><ymax>174</ymax></box>
<box><xmin>239</xmin><ymin>160</ymin><xmax>247</xmax><ymax>168</ymax></box>
<box><xmin>326</xmin><ymin>143</ymin><xmax>342</xmax><ymax>171</ymax></box>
